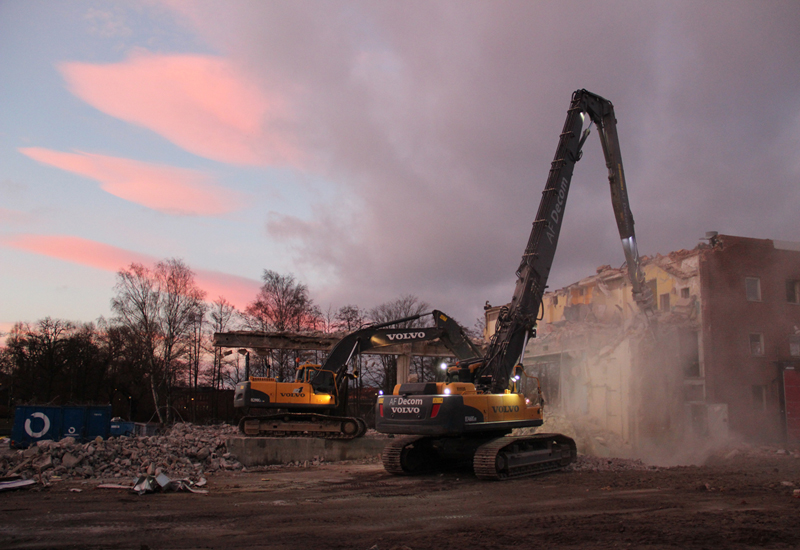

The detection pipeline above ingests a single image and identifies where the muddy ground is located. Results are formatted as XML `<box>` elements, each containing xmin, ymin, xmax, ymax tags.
<box><xmin>2</xmin><ymin>451</ymin><xmax>800</xmax><ymax>550</ymax></box>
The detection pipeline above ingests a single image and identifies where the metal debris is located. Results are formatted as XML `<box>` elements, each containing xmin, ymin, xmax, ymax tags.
<box><xmin>131</xmin><ymin>473</ymin><xmax>209</xmax><ymax>495</ymax></box>
<box><xmin>0</xmin><ymin>478</ymin><xmax>36</xmax><ymax>491</ymax></box>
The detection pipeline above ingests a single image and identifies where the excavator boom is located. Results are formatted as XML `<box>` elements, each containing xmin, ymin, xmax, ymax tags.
<box><xmin>479</xmin><ymin>89</ymin><xmax>654</xmax><ymax>394</ymax></box>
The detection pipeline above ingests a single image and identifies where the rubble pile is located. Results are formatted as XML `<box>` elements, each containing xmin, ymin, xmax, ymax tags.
<box><xmin>567</xmin><ymin>455</ymin><xmax>657</xmax><ymax>472</ymax></box>
<box><xmin>0</xmin><ymin>423</ymin><xmax>243</xmax><ymax>483</ymax></box>
<box><xmin>708</xmin><ymin>444</ymin><xmax>800</xmax><ymax>462</ymax></box>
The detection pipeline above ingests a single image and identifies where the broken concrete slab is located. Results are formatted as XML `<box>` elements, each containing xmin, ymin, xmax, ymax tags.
<box><xmin>61</xmin><ymin>452</ymin><xmax>81</xmax><ymax>469</ymax></box>
<box><xmin>227</xmin><ymin>435</ymin><xmax>388</xmax><ymax>467</ymax></box>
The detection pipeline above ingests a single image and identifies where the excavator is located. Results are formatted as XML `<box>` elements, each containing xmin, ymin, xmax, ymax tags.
<box><xmin>234</xmin><ymin>310</ymin><xmax>481</xmax><ymax>439</ymax></box>
<box><xmin>376</xmin><ymin>89</ymin><xmax>655</xmax><ymax>479</ymax></box>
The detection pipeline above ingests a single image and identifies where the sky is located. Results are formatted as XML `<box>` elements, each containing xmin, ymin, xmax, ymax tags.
<box><xmin>1</xmin><ymin>0</ymin><xmax>799</xmax><ymax>336</ymax></box>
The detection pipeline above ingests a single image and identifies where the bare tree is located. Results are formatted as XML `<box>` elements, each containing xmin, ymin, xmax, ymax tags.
<box><xmin>111</xmin><ymin>259</ymin><xmax>206</xmax><ymax>423</ymax></box>
<box><xmin>1</xmin><ymin>318</ymin><xmax>112</xmax><ymax>405</ymax></box>
<box><xmin>187</xmin><ymin>303</ymin><xmax>207</xmax><ymax>390</ymax></box>
<box><xmin>208</xmin><ymin>297</ymin><xmax>239</xmax><ymax>391</ymax></box>
<box><xmin>335</xmin><ymin>304</ymin><xmax>366</xmax><ymax>332</ymax></box>
<box><xmin>246</xmin><ymin>270</ymin><xmax>320</xmax><ymax>331</ymax></box>
<box><xmin>245</xmin><ymin>270</ymin><xmax>321</xmax><ymax>381</ymax></box>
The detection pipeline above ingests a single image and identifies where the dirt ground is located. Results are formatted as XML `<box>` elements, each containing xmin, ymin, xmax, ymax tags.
<box><xmin>2</xmin><ymin>451</ymin><xmax>800</xmax><ymax>550</ymax></box>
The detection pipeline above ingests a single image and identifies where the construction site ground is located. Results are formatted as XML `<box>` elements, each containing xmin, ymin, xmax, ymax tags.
<box><xmin>3</xmin><ymin>450</ymin><xmax>800</xmax><ymax>550</ymax></box>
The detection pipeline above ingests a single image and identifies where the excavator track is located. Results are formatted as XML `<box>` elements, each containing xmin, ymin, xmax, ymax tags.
<box><xmin>239</xmin><ymin>413</ymin><xmax>367</xmax><ymax>440</ymax></box>
<box><xmin>473</xmin><ymin>433</ymin><xmax>577</xmax><ymax>480</ymax></box>
<box><xmin>382</xmin><ymin>435</ymin><xmax>437</xmax><ymax>475</ymax></box>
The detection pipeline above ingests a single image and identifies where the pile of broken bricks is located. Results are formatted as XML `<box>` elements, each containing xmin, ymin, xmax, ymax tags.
<box><xmin>0</xmin><ymin>422</ymin><xmax>243</xmax><ymax>491</ymax></box>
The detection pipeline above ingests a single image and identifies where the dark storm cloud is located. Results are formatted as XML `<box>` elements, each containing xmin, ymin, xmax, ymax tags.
<box><xmin>173</xmin><ymin>0</ymin><xmax>800</xmax><ymax>324</ymax></box>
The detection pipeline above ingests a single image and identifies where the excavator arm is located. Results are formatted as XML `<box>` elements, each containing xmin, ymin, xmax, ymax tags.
<box><xmin>479</xmin><ymin>89</ymin><xmax>654</xmax><ymax>394</ymax></box>
<box><xmin>319</xmin><ymin>309</ymin><xmax>482</xmax><ymax>406</ymax></box>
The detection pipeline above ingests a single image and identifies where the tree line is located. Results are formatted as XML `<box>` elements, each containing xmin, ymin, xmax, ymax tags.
<box><xmin>0</xmin><ymin>259</ymin><xmax>471</xmax><ymax>423</ymax></box>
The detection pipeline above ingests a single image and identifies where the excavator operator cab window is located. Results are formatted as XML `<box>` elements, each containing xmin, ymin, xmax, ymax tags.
<box><xmin>310</xmin><ymin>370</ymin><xmax>336</xmax><ymax>394</ymax></box>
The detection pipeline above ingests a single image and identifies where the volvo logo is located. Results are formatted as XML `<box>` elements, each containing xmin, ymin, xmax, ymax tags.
<box><xmin>390</xmin><ymin>407</ymin><xmax>420</xmax><ymax>414</ymax></box>
<box><xmin>386</xmin><ymin>332</ymin><xmax>426</xmax><ymax>341</ymax></box>
<box><xmin>492</xmin><ymin>405</ymin><xmax>520</xmax><ymax>413</ymax></box>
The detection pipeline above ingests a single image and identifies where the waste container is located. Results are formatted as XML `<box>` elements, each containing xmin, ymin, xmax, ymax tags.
<box><xmin>85</xmin><ymin>406</ymin><xmax>111</xmax><ymax>440</ymax></box>
<box><xmin>11</xmin><ymin>406</ymin><xmax>62</xmax><ymax>448</ymax></box>
<box><xmin>61</xmin><ymin>406</ymin><xmax>87</xmax><ymax>440</ymax></box>
<box><xmin>110</xmin><ymin>418</ymin><xmax>135</xmax><ymax>437</ymax></box>
<box><xmin>10</xmin><ymin>405</ymin><xmax>112</xmax><ymax>448</ymax></box>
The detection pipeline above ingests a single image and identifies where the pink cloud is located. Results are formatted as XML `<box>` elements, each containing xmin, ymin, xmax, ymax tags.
<box><xmin>19</xmin><ymin>147</ymin><xmax>242</xmax><ymax>216</ymax></box>
<box><xmin>2</xmin><ymin>234</ymin><xmax>260</xmax><ymax>310</ymax></box>
<box><xmin>60</xmin><ymin>50</ymin><xmax>301</xmax><ymax>167</ymax></box>
<box><xmin>0</xmin><ymin>208</ymin><xmax>34</xmax><ymax>225</ymax></box>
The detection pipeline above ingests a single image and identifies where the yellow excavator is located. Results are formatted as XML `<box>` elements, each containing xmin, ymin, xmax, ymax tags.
<box><xmin>234</xmin><ymin>310</ymin><xmax>481</xmax><ymax>439</ymax></box>
<box><xmin>376</xmin><ymin>89</ymin><xmax>655</xmax><ymax>479</ymax></box>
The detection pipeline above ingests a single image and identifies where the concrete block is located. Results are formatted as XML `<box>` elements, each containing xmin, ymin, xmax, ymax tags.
<box><xmin>227</xmin><ymin>436</ymin><xmax>389</xmax><ymax>467</ymax></box>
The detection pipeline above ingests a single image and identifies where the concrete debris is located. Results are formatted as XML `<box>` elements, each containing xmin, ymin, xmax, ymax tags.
<box><xmin>0</xmin><ymin>422</ymin><xmax>242</xmax><ymax>484</ymax></box>
<box><xmin>566</xmin><ymin>455</ymin><xmax>657</xmax><ymax>472</ymax></box>
<box><xmin>710</xmin><ymin>444</ymin><xmax>800</xmax><ymax>461</ymax></box>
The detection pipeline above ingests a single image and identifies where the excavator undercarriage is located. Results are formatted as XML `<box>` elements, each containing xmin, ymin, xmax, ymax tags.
<box><xmin>239</xmin><ymin>412</ymin><xmax>367</xmax><ymax>440</ymax></box>
<box><xmin>382</xmin><ymin>433</ymin><xmax>577</xmax><ymax>480</ymax></box>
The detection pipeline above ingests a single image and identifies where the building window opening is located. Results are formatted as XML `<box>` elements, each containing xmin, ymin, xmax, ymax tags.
<box><xmin>647</xmin><ymin>279</ymin><xmax>658</xmax><ymax>304</ymax></box>
<box><xmin>790</xmin><ymin>335</ymin><xmax>800</xmax><ymax>357</ymax></box>
<box><xmin>659</xmin><ymin>293</ymin><xmax>670</xmax><ymax>311</ymax></box>
<box><xmin>752</xmin><ymin>385</ymin><xmax>767</xmax><ymax>411</ymax></box>
<box><xmin>745</xmin><ymin>277</ymin><xmax>761</xmax><ymax>302</ymax></box>
<box><xmin>681</xmin><ymin>287</ymin><xmax>690</xmax><ymax>299</ymax></box>
<box><xmin>553</xmin><ymin>295</ymin><xmax>558</xmax><ymax>306</ymax></box>
<box><xmin>527</xmin><ymin>360</ymin><xmax>561</xmax><ymax>408</ymax></box>
<box><xmin>749</xmin><ymin>333</ymin><xmax>764</xmax><ymax>356</ymax></box>
<box><xmin>680</xmin><ymin>329</ymin><xmax>701</xmax><ymax>377</ymax></box>
<box><xmin>787</xmin><ymin>280</ymin><xmax>800</xmax><ymax>304</ymax></box>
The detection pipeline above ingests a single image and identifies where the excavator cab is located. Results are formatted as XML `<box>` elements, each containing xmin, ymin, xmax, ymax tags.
<box><xmin>295</xmin><ymin>363</ymin><xmax>338</xmax><ymax>395</ymax></box>
<box><xmin>444</xmin><ymin>360</ymin><xmax>484</xmax><ymax>384</ymax></box>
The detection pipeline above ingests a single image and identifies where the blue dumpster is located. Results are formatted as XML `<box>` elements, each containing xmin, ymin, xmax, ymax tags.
<box><xmin>10</xmin><ymin>405</ymin><xmax>112</xmax><ymax>448</ymax></box>
<box><xmin>85</xmin><ymin>406</ymin><xmax>111</xmax><ymax>440</ymax></box>
<box><xmin>110</xmin><ymin>418</ymin><xmax>135</xmax><ymax>437</ymax></box>
<box><xmin>61</xmin><ymin>406</ymin><xmax>87</xmax><ymax>440</ymax></box>
<box><xmin>11</xmin><ymin>406</ymin><xmax>62</xmax><ymax>448</ymax></box>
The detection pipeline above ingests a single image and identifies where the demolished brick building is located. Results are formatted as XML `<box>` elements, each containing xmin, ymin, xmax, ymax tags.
<box><xmin>488</xmin><ymin>234</ymin><xmax>800</xmax><ymax>457</ymax></box>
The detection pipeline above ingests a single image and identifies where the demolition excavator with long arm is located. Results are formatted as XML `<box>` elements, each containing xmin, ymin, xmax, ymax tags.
<box><xmin>234</xmin><ymin>310</ymin><xmax>481</xmax><ymax>439</ymax></box>
<box><xmin>376</xmin><ymin>89</ymin><xmax>655</xmax><ymax>479</ymax></box>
